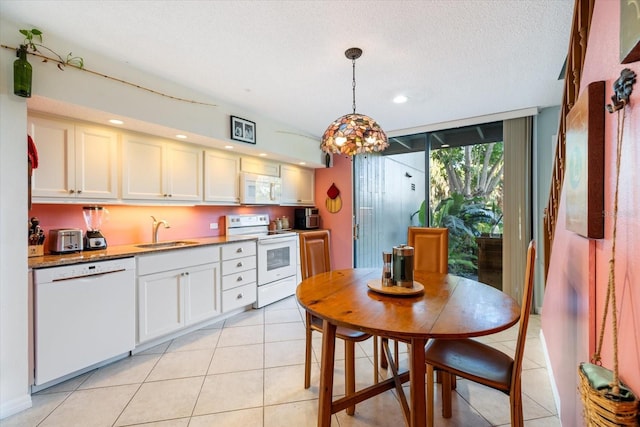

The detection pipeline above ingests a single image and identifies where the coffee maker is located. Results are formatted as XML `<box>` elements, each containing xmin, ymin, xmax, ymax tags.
<box><xmin>82</xmin><ymin>206</ymin><xmax>108</xmax><ymax>250</ymax></box>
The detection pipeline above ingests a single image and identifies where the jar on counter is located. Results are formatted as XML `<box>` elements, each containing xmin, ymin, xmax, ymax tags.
<box><xmin>275</xmin><ymin>218</ymin><xmax>282</xmax><ymax>230</ymax></box>
<box><xmin>281</xmin><ymin>216</ymin><xmax>289</xmax><ymax>230</ymax></box>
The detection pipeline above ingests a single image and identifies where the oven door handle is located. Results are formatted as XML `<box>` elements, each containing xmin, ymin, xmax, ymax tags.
<box><xmin>258</xmin><ymin>238</ymin><xmax>296</xmax><ymax>246</ymax></box>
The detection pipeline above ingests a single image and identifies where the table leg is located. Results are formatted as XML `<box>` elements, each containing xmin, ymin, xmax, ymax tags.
<box><xmin>318</xmin><ymin>320</ymin><xmax>337</xmax><ymax>427</ymax></box>
<box><xmin>409</xmin><ymin>337</ymin><xmax>427</xmax><ymax>427</ymax></box>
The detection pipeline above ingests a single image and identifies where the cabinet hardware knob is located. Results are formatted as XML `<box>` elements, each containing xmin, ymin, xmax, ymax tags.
<box><xmin>69</xmin><ymin>189</ymin><xmax>75</xmax><ymax>194</ymax></box>
<box><xmin>236</xmin><ymin>293</ymin><xmax>243</xmax><ymax>299</ymax></box>
<box><xmin>77</xmin><ymin>190</ymin><xmax>82</xmax><ymax>194</ymax></box>
<box><xmin>236</xmin><ymin>262</ymin><xmax>243</xmax><ymax>267</ymax></box>
<box><xmin>163</xmin><ymin>194</ymin><xmax>168</xmax><ymax>197</ymax></box>
<box><xmin>237</xmin><ymin>276</ymin><xmax>243</xmax><ymax>281</ymax></box>
<box><xmin>236</xmin><ymin>248</ymin><xmax>243</xmax><ymax>253</ymax></box>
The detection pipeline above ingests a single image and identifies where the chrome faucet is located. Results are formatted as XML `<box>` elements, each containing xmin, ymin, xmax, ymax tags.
<box><xmin>151</xmin><ymin>216</ymin><xmax>170</xmax><ymax>243</ymax></box>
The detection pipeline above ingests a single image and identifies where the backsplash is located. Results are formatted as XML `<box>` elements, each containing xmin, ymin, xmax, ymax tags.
<box><xmin>29</xmin><ymin>204</ymin><xmax>296</xmax><ymax>249</ymax></box>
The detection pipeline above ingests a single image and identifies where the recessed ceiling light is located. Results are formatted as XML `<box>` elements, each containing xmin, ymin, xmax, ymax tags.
<box><xmin>109</xmin><ymin>119</ymin><xmax>124</xmax><ymax>125</ymax></box>
<box><xmin>393</xmin><ymin>95</ymin><xmax>408</xmax><ymax>104</ymax></box>
<box><xmin>224</xmin><ymin>145</ymin><xmax>234</xmax><ymax>150</ymax></box>
<box><xmin>299</xmin><ymin>162</ymin><xmax>306</xmax><ymax>165</ymax></box>
<box><xmin>175</xmin><ymin>134</ymin><xmax>187</xmax><ymax>139</ymax></box>
<box><xmin>259</xmin><ymin>153</ymin><xmax>267</xmax><ymax>157</ymax></box>
<box><xmin>441</xmin><ymin>144</ymin><xmax>450</xmax><ymax>148</ymax></box>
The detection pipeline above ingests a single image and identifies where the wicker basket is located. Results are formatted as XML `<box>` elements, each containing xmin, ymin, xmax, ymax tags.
<box><xmin>579</xmin><ymin>363</ymin><xmax>639</xmax><ymax>426</ymax></box>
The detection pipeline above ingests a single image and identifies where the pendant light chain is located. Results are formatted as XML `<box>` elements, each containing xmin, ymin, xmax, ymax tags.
<box><xmin>352</xmin><ymin>56</ymin><xmax>357</xmax><ymax>114</ymax></box>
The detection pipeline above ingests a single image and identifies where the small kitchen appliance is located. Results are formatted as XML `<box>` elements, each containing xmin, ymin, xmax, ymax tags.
<box><xmin>82</xmin><ymin>206</ymin><xmax>108</xmax><ymax>250</ymax></box>
<box><xmin>392</xmin><ymin>244</ymin><xmax>414</xmax><ymax>287</ymax></box>
<box><xmin>49</xmin><ymin>229</ymin><xmax>83</xmax><ymax>253</ymax></box>
<box><xmin>294</xmin><ymin>208</ymin><xmax>320</xmax><ymax>229</ymax></box>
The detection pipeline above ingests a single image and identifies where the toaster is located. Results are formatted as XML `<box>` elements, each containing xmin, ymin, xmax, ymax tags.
<box><xmin>49</xmin><ymin>229</ymin><xmax>83</xmax><ymax>253</ymax></box>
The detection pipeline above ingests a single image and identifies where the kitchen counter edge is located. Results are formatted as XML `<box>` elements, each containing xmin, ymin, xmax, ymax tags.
<box><xmin>28</xmin><ymin>236</ymin><xmax>258</xmax><ymax>269</ymax></box>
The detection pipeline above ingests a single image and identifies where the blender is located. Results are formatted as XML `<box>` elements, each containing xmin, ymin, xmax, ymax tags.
<box><xmin>82</xmin><ymin>206</ymin><xmax>108</xmax><ymax>250</ymax></box>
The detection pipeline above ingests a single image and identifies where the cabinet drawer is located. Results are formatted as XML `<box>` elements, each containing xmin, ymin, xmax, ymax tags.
<box><xmin>222</xmin><ymin>282</ymin><xmax>257</xmax><ymax>312</ymax></box>
<box><xmin>222</xmin><ymin>256</ymin><xmax>256</xmax><ymax>275</ymax></box>
<box><xmin>221</xmin><ymin>241</ymin><xmax>256</xmax><ymax>260</ymax></box>
<box><xmin>222</xmin><ymin>269</ymin><xmax>256</xmax><ymax>291</ymax></box>
<box><xmin>138</xmin><ymin>246</ymin><xmax>219</xmax><ymax>276</ymax></box>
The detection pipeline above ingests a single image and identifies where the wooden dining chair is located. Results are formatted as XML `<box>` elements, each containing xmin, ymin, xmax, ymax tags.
<box><xmin>380</xmin><ymin>227</ymin><xmax>450</xmax><ymax>370</ymax></box>
<box><xmin>425</xmin><ymin>240</ymin><xmax>536</xmax><ymax>427</ymax></box>
<box><xmin>299</xmin><ymin>230</ymin><xmax>375</xmax><ymax>415</ymax></box>
<box><xmin>408</xmin><ymin>227</ymin><xmax>449</xmax><ymax>274</ymax></box>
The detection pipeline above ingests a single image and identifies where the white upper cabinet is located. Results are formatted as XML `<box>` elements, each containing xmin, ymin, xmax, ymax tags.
<box><xmin>280</xmin><ymin>164</ymin><xmax>315</xmax><ymax>206</ymax></box>
<box><xmin>204</xmin><ymin>150</ymin><xmax>240</xmax><ymax>204</ymax></box>
<box><xmin>29</xmin><ymin>115</ymin><xmax>119</xmax><ymax>200</ymax></box>
<box><xmin>240</xmin><ymin>157</ymin><xmax>280</xmax><ymax>177</ymax></box>
<box><xmin>122</xmin><ymin>133</ymin><xmax>202</xmax><ymax>202</ymax></box>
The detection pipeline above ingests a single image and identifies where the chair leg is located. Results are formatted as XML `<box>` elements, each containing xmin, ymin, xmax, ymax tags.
<box><xmin>304</xmin><ymin>317</ymin><xmax>313</xmax><ymax>389</ymax></box>
<box><xmin>345</xmin><ymin>341</ymin><xmax>356</xmax><ymax>415</ymax></box>
<box><xmin>510</xmin><ymin>385</ymin><xmax>524</xmax><ymax>427</ymax></box>
<box><xmin>426</xmin><ymin>364</ymin><xmax>435</xmax><ymax>427</ymax></box>
<box><xmin>373</xmin><ymin>336</ymin><xmax>379</xmax><ymax>383</ymax></box>
<box><xmin>441</xmin><ymin>372</ymin><xmax>452</xmax><ymax>418</ymax></box>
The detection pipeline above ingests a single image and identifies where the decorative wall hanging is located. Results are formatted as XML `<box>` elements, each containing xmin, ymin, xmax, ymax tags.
<box><xmin>2</xmin><ymin>28</ymin><xmax>217</xmax><ymax>107</ymax></box>
<box><xmin>565</xmin><ymin>80</ymin><xmax>605</xmax><ymax>239</ymax></box>
<box><xmin>12</xmin><ymin>28</ymin><xmax>83</xmax><ymax>98</ymax></box>
<box><xmin>620</xmin><ymin>0</ymin><xmax>640</xmax><ymax>64</ymax></box>
<box><xmin>579</xmin><ymin>69</ymin><xmax>638</xmax><ymax>427</ymax></box>
<box><xmin>325</xmin><ymin>183</ymin><xmax>342</xmax><ymax>213</ymax></box>
<box><xmin>230</xmin><ymin>116</ymin><xmax>256</xmax><ymax>144</ymax></box>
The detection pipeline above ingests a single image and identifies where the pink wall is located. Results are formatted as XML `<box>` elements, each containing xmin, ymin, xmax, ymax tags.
<box><xmin>315</xmin><ymin>154</ymin><xmax>354</xmax><ymax>269</ymax></box>
<box><xmin>29</xmin><ymin>203</ymin><xmax>296</xmax><ymax>250</ymax></box>
<box><xmin>542</xmin><ymin>1</ymin><xmax>640</xmax><ymax>424</ymax></box>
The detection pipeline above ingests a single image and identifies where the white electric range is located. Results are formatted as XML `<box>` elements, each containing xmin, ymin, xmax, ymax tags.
<box><xmin>225</xmin><ymin>214</ymin><xmax>298</xmax><ymax>308</ymax></box>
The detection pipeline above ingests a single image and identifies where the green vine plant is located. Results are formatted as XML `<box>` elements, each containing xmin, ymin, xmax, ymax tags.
<box><xmin>19</xmin><ymin>28</ymin><xmax>84</xmax><ymax>69</ymax></box>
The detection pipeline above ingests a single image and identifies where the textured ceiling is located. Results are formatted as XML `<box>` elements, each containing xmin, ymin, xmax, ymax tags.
<box><xmin>0</xmin><ymin>0</ymin><xmax>573</xmax><ymax>138</ymax></box>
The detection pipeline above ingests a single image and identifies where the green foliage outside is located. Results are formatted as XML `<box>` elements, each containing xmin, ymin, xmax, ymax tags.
<box><xmin>415</xmin><ymin>142</ymin><xmax>504</xmax><ymax>277</ymax></box>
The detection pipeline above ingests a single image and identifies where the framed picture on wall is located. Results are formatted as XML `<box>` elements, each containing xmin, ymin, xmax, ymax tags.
<box><xmin>230</xmin><ymin>116</ymin><xmax>256</xmax><ymax>144</ymax></box>
<box><xmin>565</xmin><ymin>81</ymin><xmax>605</xmax><ymax>239</ymax></box>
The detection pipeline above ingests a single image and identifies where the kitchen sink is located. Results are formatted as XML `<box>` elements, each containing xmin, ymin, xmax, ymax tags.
<box><xmin>135</xmin><ymin>241</ymin><xmax>198</xmax><ymax>249</ymax></box>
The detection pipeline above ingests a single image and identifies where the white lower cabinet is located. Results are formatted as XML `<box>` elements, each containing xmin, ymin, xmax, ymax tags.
<box><xmin>137</xmin><ymin>247</ymin><xmax>220</xmax><ymax>343</ymax></box>
<box><xmin>221</xmin><ymin>241</ymin><xmax>257</xmax><ymax>312</ymax></box>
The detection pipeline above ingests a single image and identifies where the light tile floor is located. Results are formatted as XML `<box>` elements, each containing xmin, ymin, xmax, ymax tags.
<box><xmin>1</xmin><ymin>296</ymin><xmax>559</xmax><ymax>427</ymax></box>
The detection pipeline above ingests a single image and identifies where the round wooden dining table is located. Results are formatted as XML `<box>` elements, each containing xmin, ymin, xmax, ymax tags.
<box><xmin>296</xmin><ymin>268</ymin><xmax>521</xmax><ymax>427</ymax></box>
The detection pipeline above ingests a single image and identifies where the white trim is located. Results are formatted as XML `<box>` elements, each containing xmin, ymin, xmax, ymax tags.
<box><xmin>0</xmin><ymin>394</ymin><xmax>32</xmax><ymax>420</ymax></box>
<box><xmin>540</xmin><ymin>329</ymin><xmax>562</xmax><ymax>421</ymax></box>
<box><xmin>387</xmin><ymin>107</ymin><xmax>540</xmax><ymax>137</ymax></box>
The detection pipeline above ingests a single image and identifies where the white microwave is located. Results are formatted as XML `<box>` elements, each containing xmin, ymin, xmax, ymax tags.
<box><xmin>240</xmin><ymin>172</ymin><xmax>281</xmax><ymax>205</ymax></box>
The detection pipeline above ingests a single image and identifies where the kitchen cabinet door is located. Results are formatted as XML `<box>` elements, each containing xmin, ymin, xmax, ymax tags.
<box><xmin>166</xmin><ymin>142</ymin><xmax>202</xmax><ymax>201</ymax></box>
<box><xmin>122</xmin><ymin>135</ymin><xmax>203</xmax><ymax>202</ymax></box>
<box><xmin>74</xmin><ymin>125</ymin><xmax>119</xmax><ymax>199</ymax></box>
<box><xmin>29</xmin><ymin>116</ymin><xmax>119</xmax><ymax>200</ymax></box>
<box><xmin>280</xmin><ymin>164</ymin><xmax>315</xmax><ymax>206</ymax></box>
<box><xmin>29</xmin><ymin>116</ymin><xmax>75</xmax><ymax>198</ymax></box>
<box><xmin>204</xmin><ymin>150</ymin><xmax>240</xmax><ymax>204</ymax></box>
<box><xmin>184</xmin><ymin>262</ymin><xmax>221</xmax><ymax>325</ymax></box>
<box><xmin>240</xmin><ymin>157</ymin><xmax>280</xmax><ymax>177</ymax></box>
<box><xmin>137</xmin><ymin>269</ymin><xmax>184</xmax><ymax>343</ymax></box>
<box><xmin>121</xmin><ymin>134</ymin><xmax>165</xmax><ymax>200</ymax></box>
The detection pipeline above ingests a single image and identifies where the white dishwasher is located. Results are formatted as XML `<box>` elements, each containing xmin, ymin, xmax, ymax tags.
<box><xmin>33</xmin><ymin>257</ymin><xmax>135</xmax><ymax>387</ymax></box>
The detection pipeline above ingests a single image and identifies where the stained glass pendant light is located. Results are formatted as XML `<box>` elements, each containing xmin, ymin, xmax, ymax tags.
<box><xmin>321</xmin><ymin>47</ymin><xmax>388</xmax><ymax>156</ymax></box>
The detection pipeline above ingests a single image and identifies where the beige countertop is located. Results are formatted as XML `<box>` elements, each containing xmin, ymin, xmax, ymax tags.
<box><xmin>28</xmin><ymin>235</ymin><xmax>257</xmax><ymax>269</ymax></box>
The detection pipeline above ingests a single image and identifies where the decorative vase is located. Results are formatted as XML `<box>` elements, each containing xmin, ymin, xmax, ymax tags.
<box><xmin>14</xmin><ymin>45</ymin><xmax>32</xmax><ymax>98</ymax></box>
